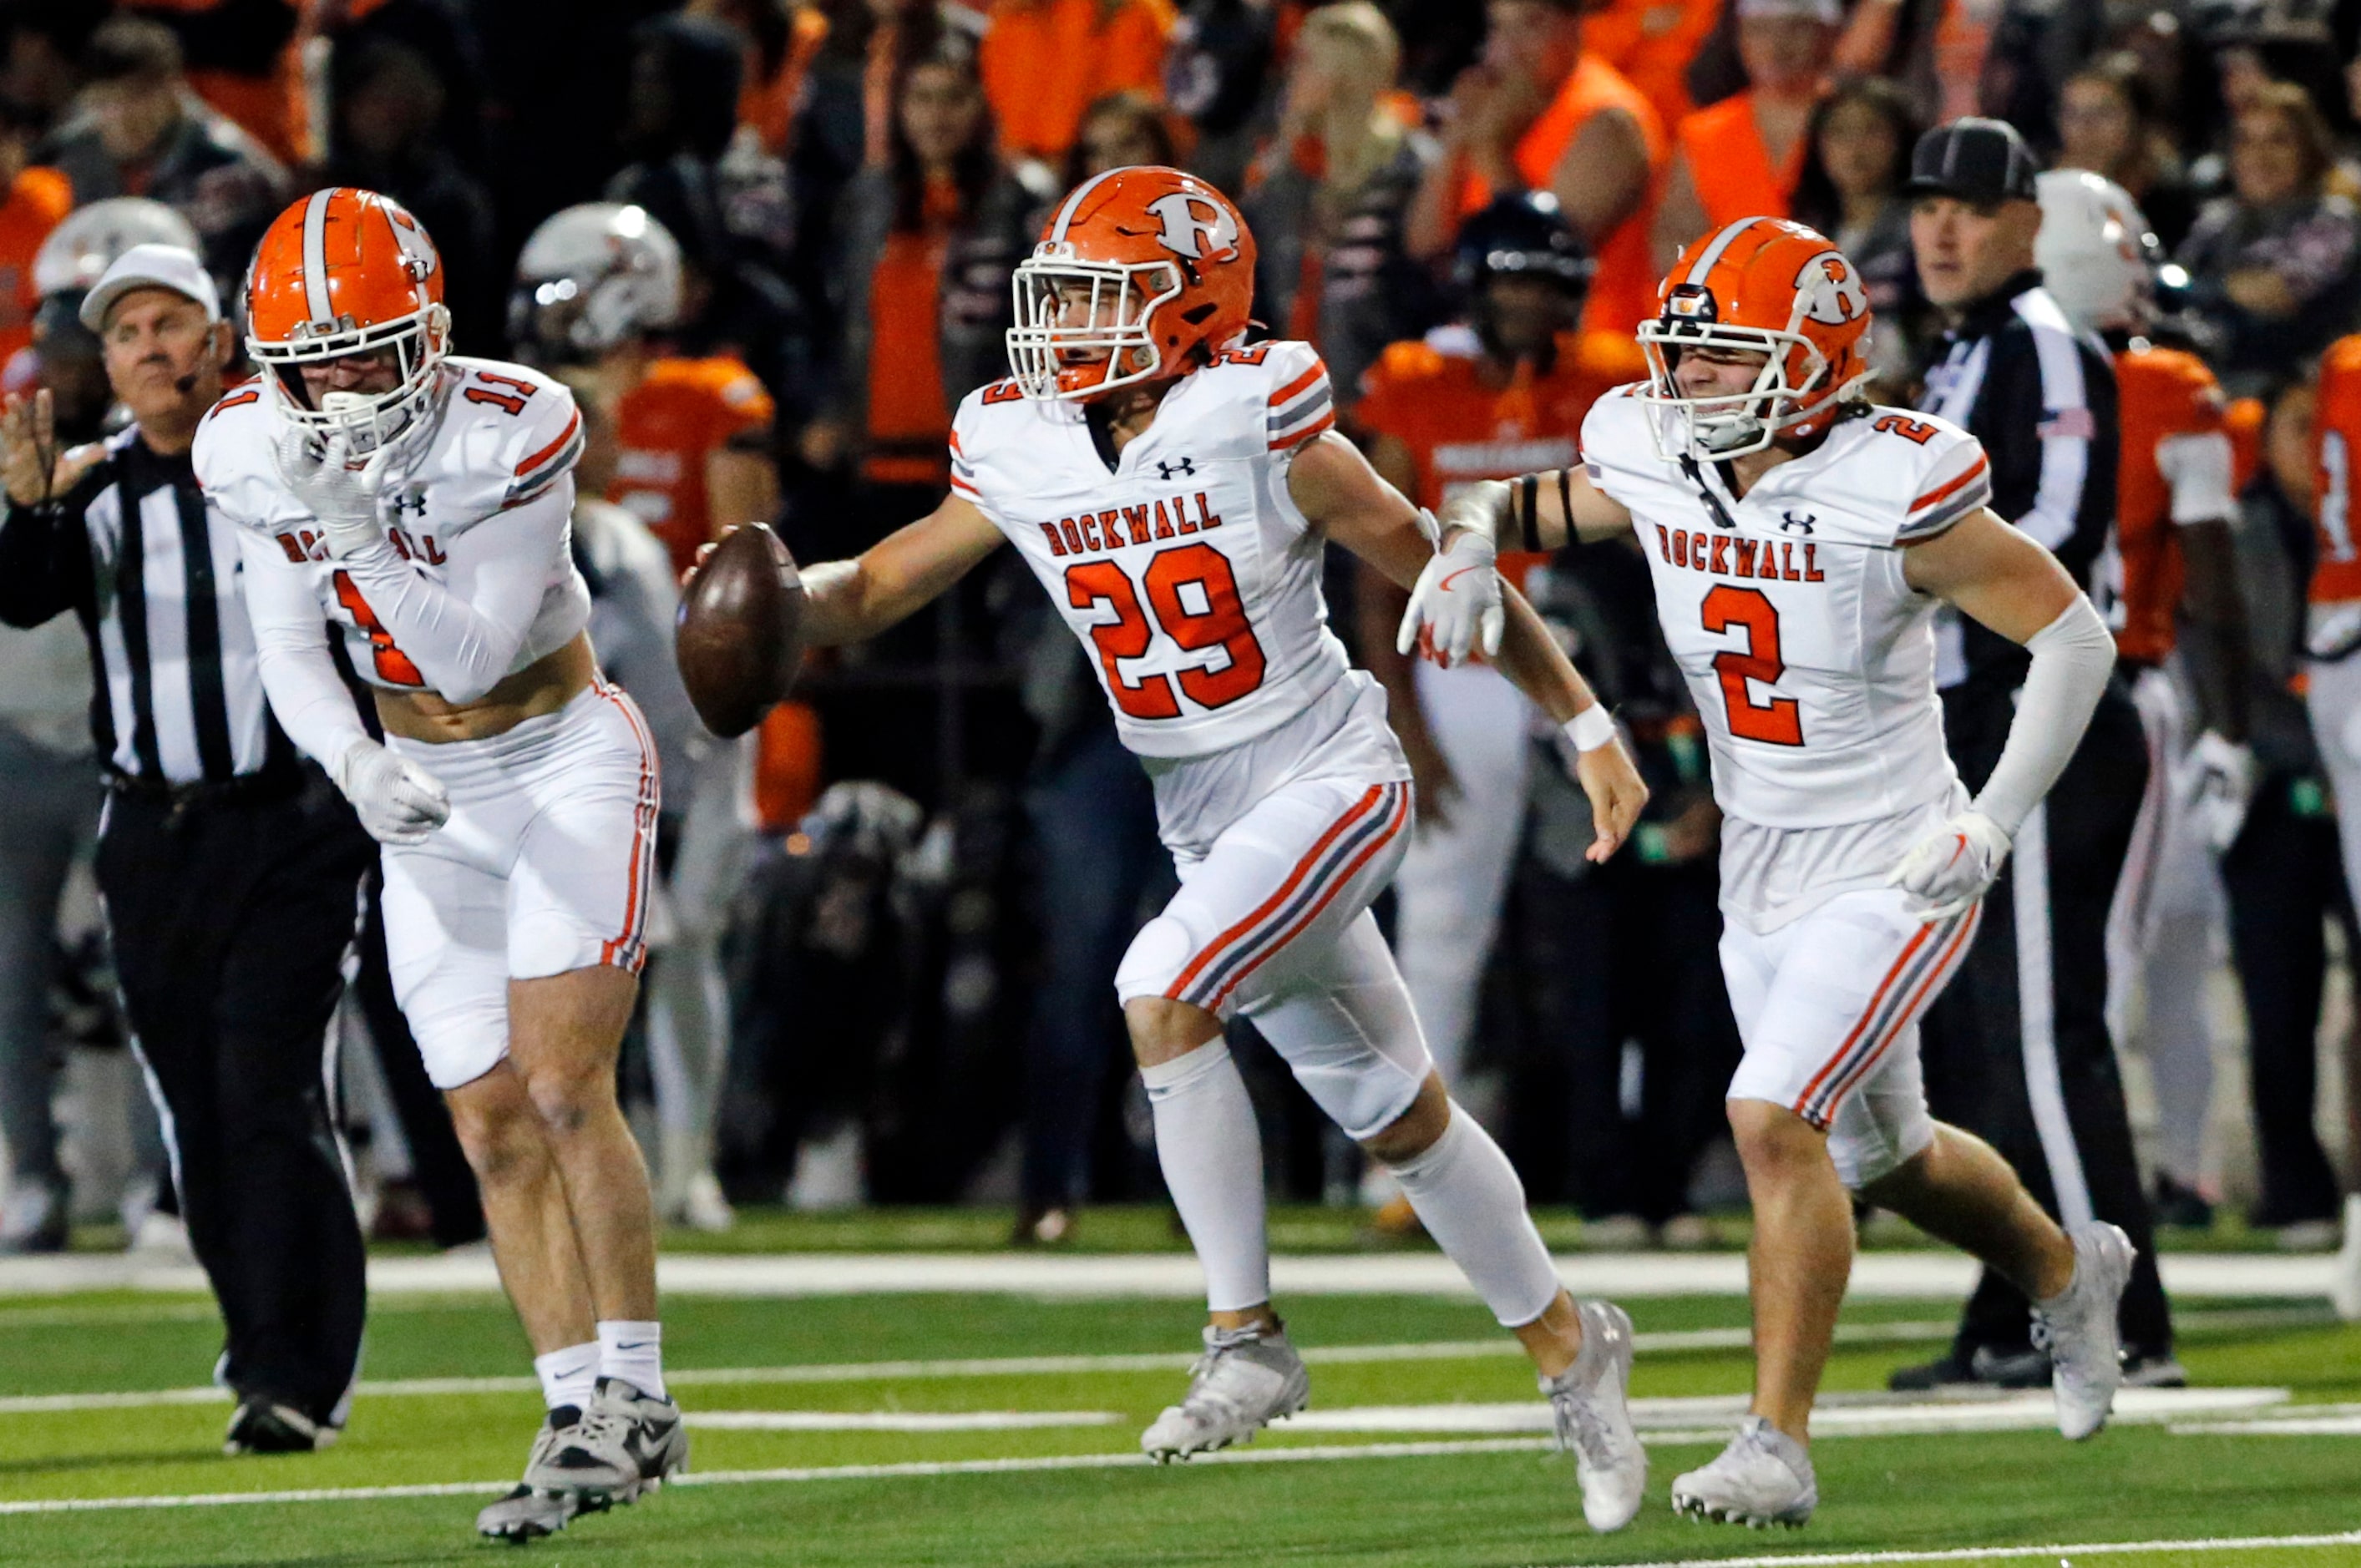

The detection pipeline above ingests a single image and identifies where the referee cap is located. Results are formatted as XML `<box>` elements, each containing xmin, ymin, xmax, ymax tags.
<box><xmin>1902</xmin><ymin>118</ymin><xmax>2040</xmax><ymax>205</ymax></box>
<box><xmin>80</xmin><ymin>244</ymin><xmax>221</xmax><ymax>331</ymax></box>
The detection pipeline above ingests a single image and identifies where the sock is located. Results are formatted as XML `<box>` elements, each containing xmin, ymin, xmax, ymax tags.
<box><xmin>597</xmin><ymin>1320</ymin><xmax>666</xmax><ymax>1400</ymax></box>
<box><xmin>534</xmin><ymin>1342</ymin><xmax>600</xmax><ymax>1414</ymax></box>
<box><xmin>1390</xmin><ymin>1106</ymin><xmax>1561</xmax><ymax>1328</ymax></box>
<box><xmin>1141</xmin><ymin>1041</ymin><xmax>1270</xmax><ymax>1313</ymax></box>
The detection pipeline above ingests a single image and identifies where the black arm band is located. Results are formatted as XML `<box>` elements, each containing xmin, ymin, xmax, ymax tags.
<box><xmin>1556</xmin><ymin>468</ymin><xmax>1573</xmax><ymax>545</ymax></box>
<box><xmin>1517</xmin><ymin>473</ymin><xmax>1541</xmax><ymax>554</ymax></box>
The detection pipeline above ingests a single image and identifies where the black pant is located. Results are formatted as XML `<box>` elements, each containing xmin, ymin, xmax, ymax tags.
<box><xmin>2218</xmin><ymin>773</ymin><xmax>2349</xmax><ymax>1227</ymax></box>
<box><xmin>1920</xmin><ymin>682</ymin><xmax>2172</xmax><ymax>1359</ymax></box>
<box><xmin>98</xmin><ymin>769</ymin><xmax>375</xmax><ymax>1424</ymax></box>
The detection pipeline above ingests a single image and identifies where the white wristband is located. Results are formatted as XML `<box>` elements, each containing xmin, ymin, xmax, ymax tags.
<box><xmin>1563</xmin><ymin>706</ymin><xmax>1616</xmax><ymax>753</ymax></box>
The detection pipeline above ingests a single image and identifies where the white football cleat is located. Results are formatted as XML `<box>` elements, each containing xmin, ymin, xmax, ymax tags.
<box><xmin>2034</xmin><ymin>1220</ymin><xmax>2136</xmax><ymax>1440</ymax></box>
<box><xmin>1541</xmin><ymin>1300</ymin><xmax>1647</xmax><ymax>1531</ymax></box>
<box><xmin>2333</xmin><ymin>1195</ymin><xmax>2361</xmax><ymax>1323</ymax></box>
<box><xmin>477</xmin><ymin>1410</ymin><xmax>586</xmax><ymax>1543</ymax></box>
<box><xmin>539</xmin><ymin>1378</ymin><xmax>688</xmax><ymax>1506</ymax></box>
<box><xmin>1141</xmin><ymin>1321</ymin><xmax>1310</xmax><ymax>1461</ymax></box>
<box><xmin>1671</xmin><ymin>1415</ymin><xmax>1817</xmax><ymax>1528</ymax></box>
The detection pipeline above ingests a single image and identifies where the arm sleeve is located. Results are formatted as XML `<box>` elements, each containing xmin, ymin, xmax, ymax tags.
<box><xmin>0</xmin><ymin>498</ymin><xmax>92</xmax><ymax>628</ymax></box>
<box><xmin>1968</xmin><ymin>594</ymin><xmax>2116</xmax><ymax>836</ymax></box>
<box><xmin>329</xmin><ymin>479</ymin><xmax>574</xmax><ymax>705</ymax></box>
<box><xmin>236</xmin><ymin>528</ymin><xmax>369</xmax><ymax>768</ymax></box>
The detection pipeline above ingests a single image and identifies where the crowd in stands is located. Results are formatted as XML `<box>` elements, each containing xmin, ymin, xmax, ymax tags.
<box><xmin>0</xmin><ymin>0</ymin><xmax>2357</xmax><ymax>1255</ymax></box>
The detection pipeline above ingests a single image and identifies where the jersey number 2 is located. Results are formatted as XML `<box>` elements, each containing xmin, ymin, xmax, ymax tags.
<box><xmin>1701</xmin><ymin>585</ymin><xmax>1801</xmax><ymax>746</ymax></box>
<box><xmin>334</xmin><ymin>569</ymin><xmax>424</xmax><ymax>686</ymax></box>
<box><xmin>1065</xmin><ymin>544</ymin><xmax>1267</xmax><ymax>719</ymax></box>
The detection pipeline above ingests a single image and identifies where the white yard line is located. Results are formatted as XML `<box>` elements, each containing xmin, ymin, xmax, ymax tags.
<box><xmin>0</xmin><ymin>1250</ymin><xmax>2340</xmax><ymax>1300</ymax></box>
<box><xmin>0</xmin><ymin>1319</ymin><xmax>1943</xmax><ymax>1415</ymax></box>
<box><xmin>1573</xmin><ymin>1531</ymin><xmax>2361</xmax><ymax>1568</ymax></box>
<box><xmin>686</xmin><ymin>1410</ymin><xmax>1122</xmax><ymax>1431</ymax></box>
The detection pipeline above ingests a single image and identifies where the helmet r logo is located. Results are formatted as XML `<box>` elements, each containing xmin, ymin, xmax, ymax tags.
<box><xmin>1144</xmin><ymin>192</ymin><xmax>1239</xmax><ymax>262</ymax></box>
<box><xmin>386</xmin><ymin>206</ymin><xmax>440</xmax><ymax>286</ymax></box>
<box><xmin>1793</xmin><ymin>254</ymin><xmax>1867</xmax><ymax>326</ymax></box>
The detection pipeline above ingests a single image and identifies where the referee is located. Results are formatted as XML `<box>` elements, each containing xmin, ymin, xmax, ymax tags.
<box><xmin>1898</xmin><ymin>119</ymin><xmax>2175</xmax><ymax>1386</ymax></box>
<box><xmin>0</xmin><ymin>245</ymin><xmax>373</xmax><ymax>1450</ymax></box>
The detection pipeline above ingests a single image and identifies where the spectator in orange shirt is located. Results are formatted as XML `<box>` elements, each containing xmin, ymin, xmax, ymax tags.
<box><xmin>514</xmin><ymin>203</ymin><xmax>781</xmax><ymax>583</ymax></box>
<box><xmin>0</xmin><ymin>101</ymin><xmax>68</xmax><ymax>367</ymax></box>
<box><xmin>1405</xmin><ymin>0</ymin><xmax>1664</xmax><ymax>336</ymax></box>
<box><xmin>801</xmin><ymin>46</ymin><xmax>1049</xmax><ymax>526</ymax></box>
<box><xmin>1244</xmin><ymin>2</ymin><xmax>1441</xmax><ymax>402</ymax></box>
<box><xmin>1583</xmin><ymin>0</ymin><xmax>1720</xmax><ymax>134</ymax></box>
<box><xmin>1651</xmin><ymin>0</ymin><xmax>1834</xmax><ymax>271</ymax></box>
<box><xmin>977</xmin><ymin>0</ymin><xmax>1174</xmax><ymax>167</ymax></box>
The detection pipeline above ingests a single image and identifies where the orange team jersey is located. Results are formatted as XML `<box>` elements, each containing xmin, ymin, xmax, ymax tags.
<box><xmin>978</xmin><ymin>0</ymin><xmax>1175</xmax><ymax>161</ymax></box>
<box><xmin>611</xmin><ymin>357</ymin><xmax>777</xmax><ymax>579</ymax></box>
<box><xmin>0</xmin><ymin>167</ymin><xmax>68</xmax><ymax>364</ymax></box>
<box><xmin>1457</xmin><ymin>54</ymin><xmax>1666</xmax><ymax>339</ymax></box>
<box><xmin>2313</xmin><ymin>337</ymin><xmax>2361</xmax><ymax>604</ymax></box>
<box><xmin>1356</xmin><ymin>327</ymin><xmax>1647</xmax><ymax>589</ymax></box>
<box><xmin>1677</xmin><ymin>91</ymin><xmax>1811</xmax><ymax>230</ymax></box>
<box><xmin>1583</xmin><ymin>0</ymin><xmax>1721</xmax><ymax>135</ymax></box>
<box><xmin>2110</xmin><ymin>346</ymin><xmax>2237</xmax><ymax>664</ymax></box>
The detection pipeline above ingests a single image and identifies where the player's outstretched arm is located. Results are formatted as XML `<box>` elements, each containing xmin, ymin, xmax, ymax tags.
<box><xmin>1291</xmin><ymin>432</ymin><xmax>1647</xmax><ymax>858</ymax></box>
<box><xmin>1434</xmin><ymin>467</ymin><xmax>1633</xmax><ymax>554</ymax></box>
<box><xmin>798</xmin><ymin>491</ymin><xmax>1006</xmax><ymax>647</ymax></box>
<box><xmin>1888</xmin><ymin>508</ymin><xmax>2116</xmax><ymax>917</ymax></box>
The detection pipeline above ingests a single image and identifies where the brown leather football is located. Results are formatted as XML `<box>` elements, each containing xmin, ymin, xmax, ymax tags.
<box><xmin>675</xmin><ymin>522</ymin><xmax>807</xmax><ymax>738</ymax></box>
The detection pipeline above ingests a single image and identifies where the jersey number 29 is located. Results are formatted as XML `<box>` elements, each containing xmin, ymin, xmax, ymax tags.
<box><xmin>1702</xmin><ymin>585</ymin><xmax>1801</xmax><ymax>746</ymax></box>
<box><xmin>1065</xmin><ymin>544</ymin><xmax>1268</xmax><ymax>719</ymax></box>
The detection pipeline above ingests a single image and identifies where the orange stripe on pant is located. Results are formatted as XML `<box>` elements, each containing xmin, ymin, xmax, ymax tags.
<box><xmin>593</xmin><ymin>678</ymin><xmax>661</xmax><ymax>973</ymax></box>
<box><xmin>1163</xmin><ymin>783</ymin><xmax>1389</xmax><ymax>1006</ymax></box>
<box><xmin>1791</xmin><ymin>916</ymin><xmax>1939</xmax><ymax>1115</ymax></box>
<box><xmin>1202</xmin><ymin>783</ymin><xmax>1411</xmax><ymax>1014</ymax></box>
<box><xmin>1802</xmin><ymin>904</ymin><xmax>1983</xmax><ymax>1129</ymax></box>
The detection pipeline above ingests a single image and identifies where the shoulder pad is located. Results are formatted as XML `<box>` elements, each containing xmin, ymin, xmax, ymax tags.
<box><xmin>1854</xmin><ymin>408</ymin><xmax>1989</xmax><ymax>543</ymax></box>
<box><xmin>1249</xmin><ymin>341</ymin><xmax>1335</xmax><ymax>452</ymax></box>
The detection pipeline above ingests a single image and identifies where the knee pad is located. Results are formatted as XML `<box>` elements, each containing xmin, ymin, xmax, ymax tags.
<box><xmin>1828</xmin><ymin>1093</ymin><xmax>1935</xmax><ymax>1190</ymax></box>
<box><xmin>1113</xmin><ymin>913</ymin><xmax>1198</xmax><ymax>1009</ymax></box>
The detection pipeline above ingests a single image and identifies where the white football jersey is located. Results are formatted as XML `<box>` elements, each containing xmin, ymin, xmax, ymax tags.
<box><xmin>952</xmin><ymin>340</ymin><xmax>1350</xmax><ymax>759</ymax></box>
<box><xmin>1583</xmin><ymin>388</ymin><xmax>1991</xmax><ymax>830</ymax></box>
<box><xmin>195</xmin><ymin>356</ymin><xmax>590</xmax><ymax>692</ymax></box>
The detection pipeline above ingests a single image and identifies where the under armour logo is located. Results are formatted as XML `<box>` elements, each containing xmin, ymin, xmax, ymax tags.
<box><xmin>1157</xmin><ymin>457</ymin><xmax>1197</xmax><ymax>480</ymax></box>
<box><xmin>1780</xmin><ymin>511</ymin><xmax>1816</xmax><ymax>534</ymax></box>
<box><xmin>388</xmin><ymin>487</ymin><xmax>429</xmax><ymax>517</ymax></box>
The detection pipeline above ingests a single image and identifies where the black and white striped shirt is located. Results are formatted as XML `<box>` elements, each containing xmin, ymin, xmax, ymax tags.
<box><xmin>1918</xmin><ymin>269</ymin><xmax>2119</xmax><ymax>696</ymax></box>
<box><xmin>0</xmin><ymin>423</ymin><xmax>291</xmax><ymax>785</ymax></box>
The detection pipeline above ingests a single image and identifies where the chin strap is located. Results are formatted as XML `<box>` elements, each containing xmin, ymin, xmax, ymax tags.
<box><xmin>1677</xmin><ymin>453</ymin><xmax>1740</xmax><ymax>530</ymax></box>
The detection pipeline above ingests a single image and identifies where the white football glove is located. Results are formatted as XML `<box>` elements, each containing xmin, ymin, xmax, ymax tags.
<box><xmin>273</xmin><ymin>427</ymin><xmax>389</xmax><ymax>558</ymax></box>
<box><xmin>332</xmin><ymin>736</ymin><xmax>449</xmax><ymax>845</ymax></box>
<box><xmin>1887</xmin><ymin>808</ymin><xmax>2011</xmax><ymax>920</ymax></box>
<box><xmin>1396</xmin><ymin>522</ymin><xmax>1505</xmax><ymax>667</ymax></box>
<box><xmin>2185</xmin><ymin>730</ymin><xmax>2258</xmax><ymax>852</ymax></box>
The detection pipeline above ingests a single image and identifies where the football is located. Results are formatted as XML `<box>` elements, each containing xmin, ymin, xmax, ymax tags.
<box><xmin>675</xmin><ymin>521</ymin><xmax>807</xmax><ymax>738</ymax></box>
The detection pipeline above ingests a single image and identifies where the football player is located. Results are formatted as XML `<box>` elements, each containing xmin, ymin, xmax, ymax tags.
<box><xmin>195</xmin><ymin>190</ymin><xmax>684</xmax><ymax>1541</ymax></box>
<box><xmin>1415</xmin><ymin>217</ymin><xmax>2137</xmax><ymax>1525</ymax></box>
<box><xmin>1354</xmin><ymin>191</ymin><xmax>1644</xmax><ymax>1232</ymax></box>
<box><xmin>2036</xmin><ymin>169</ymin><xmax>2252</xmax><ymax>1245</ymax></box>
<box><xmin>748</xmin><ymin>165</ymin><xmax>1655</xmax><ymax>1532</ymax></box>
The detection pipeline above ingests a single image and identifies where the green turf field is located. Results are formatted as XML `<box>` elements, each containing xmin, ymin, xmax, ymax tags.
<box><xmin>0</xmin><ymin>1221</ymin><xmax>2356</xmax><ymax>1565</ymax></box>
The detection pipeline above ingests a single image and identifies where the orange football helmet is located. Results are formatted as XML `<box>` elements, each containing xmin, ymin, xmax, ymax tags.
<box><xmin>1635</xmin><ymin>217</ymin><xmax>1872</xmax><ymax>463</ymax></box>
<box><xmin>1006</xmin><ymin>166</ymin><xmax>1257</xmax><ymax>401</ymax></box>
<box><xmin>246</xmin><ymin>188</ymin><xmax>450</xmax><ymax>452</ymax></box>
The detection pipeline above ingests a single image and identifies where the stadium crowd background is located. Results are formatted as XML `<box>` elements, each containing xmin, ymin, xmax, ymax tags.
<box><xmin>0</xmin><ymin>0</ymin><xmax>2353</xmax><ymax>1255</ymax></box>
